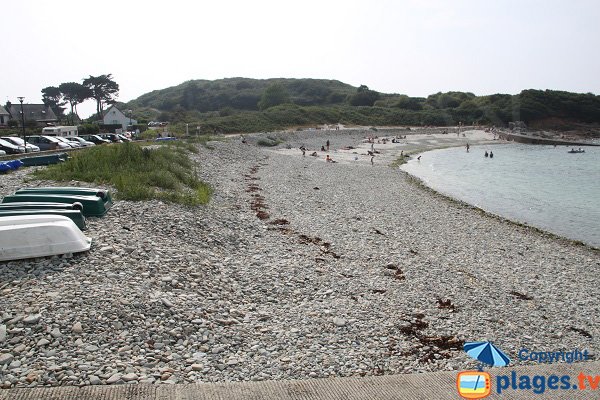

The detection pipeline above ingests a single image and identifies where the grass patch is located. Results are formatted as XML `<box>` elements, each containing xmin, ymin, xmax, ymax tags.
<box><xmin>185</xmin><ymin>134</ymin><xmax>226</xmax><ymax>149</ymax></box>
<box><xmin>33</xmin><ymin>142</ymin><xmax>212</xmax><ymax>205</ymax></box>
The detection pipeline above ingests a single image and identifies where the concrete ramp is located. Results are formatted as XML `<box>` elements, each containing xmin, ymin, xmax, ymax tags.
<box><xmin>1</xmin><ymin>361</ymin><xmax>598</xmax><ymax>399</ymax></box>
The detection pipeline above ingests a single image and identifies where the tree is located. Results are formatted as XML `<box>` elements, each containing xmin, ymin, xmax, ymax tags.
<box><xmin>83</xmin><ymin>74</ymin><xmax>119</xmax><ymax>118</ymax></box>
<box><xmin>258</xmin><ymin>83</ymin><xmax>290</xmax><ymax>110</ymax></box>
<box><xmin>41</xmin><ymin>86</ymin><xmax>66</xmax><ymax>121</ymax></box>
<box><xmin>59</xmin><ymin>82</ymin><xmax>92</xmax><ymax>124</ymax></box>
<box><xmin>348</xmin><ymin>85</ymin><xmax>380</xmax><ymax>106</ymax></box>
<box><xmin>395</xmin><ymin>95</ymin><xmax>423</xmax><ymax>111</ymax></box>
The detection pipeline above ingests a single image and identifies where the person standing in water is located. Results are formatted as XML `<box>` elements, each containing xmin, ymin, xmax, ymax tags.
<box><xmin>490</xmin><ymin>151</ymin><xmax>494</xmax><ymax>158</ymax></box>
<box><xmin>485</xmin><ymin>151</ymin><xmax>489</xmax><ymax>157</ymax></box>
<box><xmin>466</xmin><ymin>143</ymin><xmax>470</xmax><ymax>152</ymax></box>
<box><xmin>326</xmin><ymin>139</ymin><xmax>330</xmax><ymax>151</ymax></box>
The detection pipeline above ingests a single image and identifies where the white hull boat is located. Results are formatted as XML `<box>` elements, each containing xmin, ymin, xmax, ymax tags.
<box><xmin>0</xmin><ymin>215</ymin><xmax>92</xmax><ymax>262</ymax></box>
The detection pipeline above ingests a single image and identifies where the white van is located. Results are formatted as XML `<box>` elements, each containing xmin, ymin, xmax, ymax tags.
<box><xmin>42</xmin><ymin>126</ymin><xmax>78</xmax><ymax>137</ymax></box>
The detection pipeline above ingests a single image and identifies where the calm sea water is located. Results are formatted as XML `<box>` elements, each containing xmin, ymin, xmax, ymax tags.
<box><xmin>401</xmin><ymin>143</ymin><xmax>600</xmax><ymax>247</ymax></box>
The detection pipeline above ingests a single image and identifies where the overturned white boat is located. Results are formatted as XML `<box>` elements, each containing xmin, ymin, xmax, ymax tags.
<box><xmin>0</xmin><ymin>215</ymin><xmax>91</xmax><ymax>262</ymax></box>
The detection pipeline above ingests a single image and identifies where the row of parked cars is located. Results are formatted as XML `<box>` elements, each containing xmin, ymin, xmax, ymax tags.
<box><xmin>0</xmin><ymin>133</ymin><xmax>133</xmax><ymax>154</ymax></box>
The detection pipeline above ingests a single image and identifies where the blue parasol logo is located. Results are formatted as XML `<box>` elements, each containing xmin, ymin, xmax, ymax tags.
<box><xmin>464</xmin><ymin>341</ymin><xmax>511</xmax><ymax>369</ymax></box>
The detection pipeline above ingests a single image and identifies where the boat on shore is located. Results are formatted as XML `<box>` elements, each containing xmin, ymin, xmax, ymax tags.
<box><xmin>0</xmin><ymin>215</ymin><xmax>91</xmax><ymax>262</ymax></box>
<box><xmin>2</xmin><ymin>193</ymin><xmax>112</xmax><ymax>217</ymax></box>
<box><xmin>0</xmin><ymin>209</ymin><xmax>86</xmax><ymax>230</ymax></box>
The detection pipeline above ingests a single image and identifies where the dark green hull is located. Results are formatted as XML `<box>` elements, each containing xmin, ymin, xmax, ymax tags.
<box><xmin>19</xmin><ymin>153</ymin><xmax>69</xmax><ymax>166</ymax></box>
<box><xmin>2</xmin><ymin>194</ymin><xmax>110</xmax><ymax>217</ymax></box>
<box><xmin>16</xmin><ymin>187</ymin><xmax>113</xmax><ymax>206</ymax></box>
<box><xmin>0</xmin><ymin>202</ymin><xmax>83</xmax><ymax>211</ymax></box>
<box><xmin>0</xmin><ymin>209</ymin><xmax>86</xmax><ymax>230</ymax></box>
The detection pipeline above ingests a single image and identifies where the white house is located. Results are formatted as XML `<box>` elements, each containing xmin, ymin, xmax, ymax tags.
<box><xmin>102</xmin><ymin>105</ymin><xmax>137</xmax><ymax>130</ymax></box>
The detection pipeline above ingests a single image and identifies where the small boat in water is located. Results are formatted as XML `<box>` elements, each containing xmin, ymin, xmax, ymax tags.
<box><xmin>568</xmin><ymin>148</ymin><xmax>585</xmax><ymax>154</ymax></box>
<box><xmin>0</xmin><ymin>215</ymin><xmax>91</xmax><ymax>262</ymax></box>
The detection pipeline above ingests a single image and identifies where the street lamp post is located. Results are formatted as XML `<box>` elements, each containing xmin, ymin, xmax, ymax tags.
<box><xmin>128</xmin><ymin>110</ymin><xmax>132</xmax><ymax>136</ymax></box>
<box><xmin>17</xmin><ymin>97</ymin><xmax>27</xmax><ymax>153</ymax></box>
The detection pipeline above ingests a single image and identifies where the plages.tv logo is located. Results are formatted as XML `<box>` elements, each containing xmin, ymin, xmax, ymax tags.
<box><xmin>457</xmin><ymin>341</ymin><xmax>511</xmax><ymax>399</ymax></box>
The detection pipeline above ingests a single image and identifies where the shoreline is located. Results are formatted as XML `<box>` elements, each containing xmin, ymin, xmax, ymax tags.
<box><xmin>400</xmin><ymin>169</ymin><xmax>598</xmax><ymax>252</ymax></box>
<box><xmin>399</xmin><ymin>143</ymin><xmax>599</xmax><ymax>250</ymax></box>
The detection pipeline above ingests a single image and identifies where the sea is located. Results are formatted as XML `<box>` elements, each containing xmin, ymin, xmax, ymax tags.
<box><xmin>401</xmin><ymin>143</ymin><xmax>600</xmax><ymax>248</ymax></box>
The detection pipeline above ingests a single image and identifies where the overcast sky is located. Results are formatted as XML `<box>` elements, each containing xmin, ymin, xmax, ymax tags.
<box><xmin>2</xmin><ymin>0</ymin><xmax>599</xmax><ymax>117</ymax></box>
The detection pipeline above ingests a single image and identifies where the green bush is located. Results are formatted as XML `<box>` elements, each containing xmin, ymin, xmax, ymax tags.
<box><xmin>257</xmin><ymin>137</ymin><xmax>282</xmax><ymax>147</ymax></box>
<box><xmin>78</xmin><ymin>123</ymin><xmax>100</xmax><ymax>135</ymax></box>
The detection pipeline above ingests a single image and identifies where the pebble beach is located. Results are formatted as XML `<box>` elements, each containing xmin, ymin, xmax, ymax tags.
<box><xmin>0</xmin><ymin>129</ymin><xmax>598</xmax><ymax>388</ymax></box>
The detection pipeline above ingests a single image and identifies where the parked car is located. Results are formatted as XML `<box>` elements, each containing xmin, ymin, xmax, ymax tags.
<box><xmin>99</xmin><ymin>134</ymin><xmax>123</xmax><ymax>143</ymax></box>
<box><xmin>116</xmin><ymin>134</ymin><xmax>132</xmax><ymax>142</ymax></box>
<box><xmin>54</xmin><ymin>136</ymin><xmax>81</xmax><ymax>148</ymax></box>
<box><xmin>70</xmin><ymin>137</ymin><xmax>96</xmax><ymax>147</ymax></box>
<box><xmin>1</xmin><ymin>137</ymin><xmax>40</xmax><ymax>152</ymax></box>
<box><xmin>0</xmin><ymin>138</ymin><xmax>26</xmax><ymax>154</ymax></box>
<box><xmin>80</xmin><ymin>134</ymin><xmax>110</xmax><ymax>145</ymax></box>
<box><xmin>26</xmin><ymin>135</ymin><xmax>70</xmax><ymax>151</ymax></box>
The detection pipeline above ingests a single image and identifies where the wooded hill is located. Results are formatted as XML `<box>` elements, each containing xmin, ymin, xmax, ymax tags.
<box><xmin>121</xmin><ymin>78</ymin><xmax>600</xmax><ymax>134</ymax></box>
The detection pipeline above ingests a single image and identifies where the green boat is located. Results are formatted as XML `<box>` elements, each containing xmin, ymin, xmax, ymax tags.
<box><xmin>0</xmin><ymin>209</ymin><xmax>86</xmax><ymax>230</ymax></box>
<box><xmin>19</xmin><ymin>153</ymin><xmax>69</xmax><ymax>167</ymax></box>
<box><xmin>16</xmin><ymin>187</ymin><xmax>112</xmax><ymax>206</ymax></box>
<box><xmin>0</xmin><ymin>202</ymin><xmax>83</xmax><ymax>212</ymax></box>
<box><xmin>2</xmin><ymin>194</ymin><xmax>111</xmax><ymax>217</ymax></box>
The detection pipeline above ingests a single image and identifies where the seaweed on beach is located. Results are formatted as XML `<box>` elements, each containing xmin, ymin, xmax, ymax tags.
<box><xmin>569</xmin><ymin>327</ymin><xmax>592</xmax><ymax>339</ymax></box>
<box><xmin>510</xmin><ymin>291</ymin><xmax>533</xmax><ymax>301</ymax></box>
<box><xmin>437</xmin><ymin>298</ymin><xmax>457</xmax><ymax>312</ymax></box>
<box><xmin>399</xmin><ymin>313</ymin><xmax>463</xmax><ymax>363</ymax></box>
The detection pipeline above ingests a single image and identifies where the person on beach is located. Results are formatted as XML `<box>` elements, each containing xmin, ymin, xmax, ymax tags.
<box><xmin>310</xmin><ymin>151</ymin><xmax>318</xmax><ymax>157</ymax></box>
<box><xmin>466</xmin><ymin>143</ymin><xmax>470</xmax><ymax>152</ymax></box>
<box><xmin>241</xmin><ymin>135</ymin><xmax>246</xmax><ymax>144</ymax></box>
<box><xmin>326</xmin><ymin>154</ymin><xmax>332</xmax><ymax>162</ymax></box>
<box><xmin>321</xmin><ymin>145</ymin><xmax>326</xmax><ymax>152</ymax></box>
<box><xmin>326</xmin><ymin>140</ymin><xmax>330</xmax><ymax>151</ymax></box>
<box><xmin>300</xmin><ymin>146</ymin><xmax>306</xmax><ymax>156</ymax></box>
<box><xmin>370</xmin><ymin>155</ymin><xmax>374</xmax><ymax>165</ymax></box>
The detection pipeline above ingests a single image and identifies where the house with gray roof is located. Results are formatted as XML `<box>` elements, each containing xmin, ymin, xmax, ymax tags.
<box><xmin>103</xmin><ymin>105</ymin><xmax>137</xmax><ymax>130</ymax></box>
<box><xmin>6</xmin><ymin>102</ymin><xmax>58</xmax><ymax>127</ymax></box>
<box><xmin>0</xmin><ymin>106</ymin><xmax>9</xmax><ymax>127</ymax></box>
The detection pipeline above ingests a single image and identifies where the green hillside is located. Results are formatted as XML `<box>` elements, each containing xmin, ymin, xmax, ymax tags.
<box><xmin>120</xmin><ymin>78</ymin><xmax>600</xmax><ymax>135</ymax></box>
<box><xmin>127</xmin><ymin>78</ymin><xmax>357</xmax><ymax>112</ymax></box>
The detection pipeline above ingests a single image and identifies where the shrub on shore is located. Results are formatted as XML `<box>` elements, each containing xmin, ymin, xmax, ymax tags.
<box><xmin>257</xmin><ymin>136</ymin><xmax>283</xmax><ymax>147</ymax></box>
<box><xmin>33</xmin><ymin>142</ymin><xmax>211</xmax><ymax>205</ymax></box>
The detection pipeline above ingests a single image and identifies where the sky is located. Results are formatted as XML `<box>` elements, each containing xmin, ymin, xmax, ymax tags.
<box><xmin>2</xmin><ymin>0</ymin><xmax>599</xmax><ymax>118</ymax></box>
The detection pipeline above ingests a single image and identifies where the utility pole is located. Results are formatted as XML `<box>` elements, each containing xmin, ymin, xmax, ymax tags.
<box><xmin>17</xmin><ymin>97</ymin><xmax>27</xmax><ymax>153</ymax></box>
